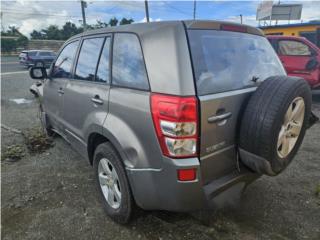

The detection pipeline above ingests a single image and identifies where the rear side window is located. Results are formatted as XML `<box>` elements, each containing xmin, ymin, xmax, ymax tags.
<box><xmin>52</xmin><ymin>40</ymin><xmax>79</xmax><ymax>78</ymax></box>
<box><xmin>278</xmin><ymin>40</ymin><xmax>311</xmax><ymax>56</ymax></box>
<box><xmin>112</xmin><ymin>33</ymin><xmax>149</xmax><ymax>90</ymax></box>
<box><xmin>75</xmin><ymin>37</ymin><xmax>104</xmax><ymax>81</ymax></box>
<box><xmin>188</xmin><ymin>30</ymin><xmax>285</xmax><ymax>95</ymax></box>
<box><xmin>39</xmin><ymin>51</ymin><xmax>54</xmax><ymax>56</ymax></box>
<box><xmin>28</xmin><ymin>51</ymin><xmax>37</xmax><ymax>56</ymax></box>
<box><xmin>96</xmin><ymin>37</ymin><xmax>111</xmax><ymax>83</ymax></box>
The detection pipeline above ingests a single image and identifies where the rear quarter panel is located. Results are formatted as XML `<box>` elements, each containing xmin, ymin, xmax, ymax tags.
<box><xmin>103</xmin><ymin>87</ymin><xmax>163</xmax><ymax>169</ymax></box>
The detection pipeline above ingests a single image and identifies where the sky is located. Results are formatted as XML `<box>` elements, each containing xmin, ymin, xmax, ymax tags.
<box><xmin>1</xmin><ymin>0</ymin><xmax>320</xmax><ymax>36</ymax></box>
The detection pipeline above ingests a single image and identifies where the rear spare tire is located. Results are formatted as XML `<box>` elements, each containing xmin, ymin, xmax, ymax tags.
<box><xmin>239</xmin><ymin>76</ymin><xmax>311</xmax><ymax>176</ymax></box>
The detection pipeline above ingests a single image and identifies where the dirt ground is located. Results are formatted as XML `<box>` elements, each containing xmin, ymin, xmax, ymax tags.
<box><xmin>1</xmin><ymin>56</ymin><xmax>320</xmax><ymax>240</ymax></box>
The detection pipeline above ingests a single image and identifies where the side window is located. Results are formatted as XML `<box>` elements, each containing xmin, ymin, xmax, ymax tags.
<box><xmin>75</xmin><ymin>37</ymin><xmax>104</xmax><ymax>81</ymax></box>
<box><xmin>279</xmin><ymin>40</ymin><xmax>311</xmax><ymax>56</ymax></box>
<box><xmin>96</xmin><ymin>37</ymin><xmax>111</xmax><ymax>83</ymax></box>
<box><xmin>52</xmin><ymin>41</ymin><xmax>79</xmax><ymax>78</ymax></box>
<box><xmin>112</xmin><ymin>33</ymin><xmax>149</xmax><ymax>90</ymax></box>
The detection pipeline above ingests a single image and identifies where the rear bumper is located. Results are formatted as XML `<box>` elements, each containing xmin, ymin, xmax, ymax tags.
<box><xmin>126</xmin><ymin>156</ymin><xmax>259</xmax><ymax>211</ymax></box>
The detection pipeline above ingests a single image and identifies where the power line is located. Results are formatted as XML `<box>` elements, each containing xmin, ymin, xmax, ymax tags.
<box><xmin>162</xmin><ymin>1</ymin><xmax>191</xmax><ymax>17</ymax></box>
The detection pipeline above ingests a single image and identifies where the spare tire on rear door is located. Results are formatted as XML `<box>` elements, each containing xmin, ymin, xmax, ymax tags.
<box><xmin>239</xmin><ymin>76</ymin><xmax>311</xmax><ymax>176</ymax></box>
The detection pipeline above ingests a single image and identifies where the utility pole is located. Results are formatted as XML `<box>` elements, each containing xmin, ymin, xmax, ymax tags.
<box><xmin>193</xmin><ymin>0</ymin><xmax>196</xmax><ymax>20</ymax></box>
<box><xmin>144</xmin><ymin>0</ymin><xmax>150</xmax><ymax>22</ymax></box>
<box><xmin>1</xmin><ymin>12</ymin><xmax>4</xmax><ymax>32</ymax></box>
<box><xmin>80</xmin><ymin>0</ymin><xmax>87</xmax><ymax>30</ymax></box>
<box><xmin>240</xmin><ymin>14</ymin><xmax>243</xmax><ymax>24</ymax></box>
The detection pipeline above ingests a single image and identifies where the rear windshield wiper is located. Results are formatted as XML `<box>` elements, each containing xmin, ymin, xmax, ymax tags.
<box><xmin>251</xmin><ymin>76</ymin><xmax>260</xmax><ymax>84</ymax></box>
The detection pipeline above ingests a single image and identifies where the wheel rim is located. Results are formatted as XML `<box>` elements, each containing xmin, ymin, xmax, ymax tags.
<box><xmin>277</xmin><ymin>97</ymin><xmax>305</xmax><ymax>158</ymax></box>
<box><xmin>98</xmin><ymin>158</ymin><xmax>121</xmax><ymax>209</ymax></box>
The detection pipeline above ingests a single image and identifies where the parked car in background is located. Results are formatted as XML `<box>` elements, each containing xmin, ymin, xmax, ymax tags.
<box><xmin>29</xmin><ymin>21</ymin><xmax>315</xmax><ymax>224</ymax></box>
<box><xmin>267</xmin><ymin>36</ymin><xmax>320</xmax><ymax>89</ymax></box>
<box><xmin>19</xmin><ymin>50</ymin><xmax>56</xmax><ymax>68</ymax></box>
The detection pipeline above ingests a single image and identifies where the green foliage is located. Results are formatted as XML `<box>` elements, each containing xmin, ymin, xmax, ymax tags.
<box><xmin>109</xmin><ymin>17</ymin><xmax>119</xmax><ymax>27</ymax></box>
<box><xmin>30</xmin><ymin>18</ymin><xmax>134</xmax><ymax>40</ymax></box>
<box><xmin>120</xmin><ymin>18</ymin><xmax>134</xmax><ymax>25</ymax></box>
<box><xmin>1</xmin><ymin>26</ymin><xmax>22</xmax><ymax>37</ymax></box>
<box><xmin>1</xmin><ymin>26</ymin><xmax>29</xmax><ymax>52</ymax></box>
<box><xmin>16</xmin><ymin>35</ymin><xmax>29</xmax><ymax>48</ymax></box>
<box><xmin>1</xmin><ymin>38</ymin><xmax>17</xmax><ymax>53</ymax></box>
<box><xmin>30</xmin><ymin>30</ymin><xmax>45</xmax><ymax>40</ymax></box>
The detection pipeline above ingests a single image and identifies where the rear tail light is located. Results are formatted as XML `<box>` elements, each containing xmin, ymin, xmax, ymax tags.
<box><xmin>151</xmin><ymin>93</ymin><xmax>199</xmax><ymax>158</ymax></box>
<box><xmin>177</xmin><ymin>169</ymin><xmax>197</xmax><ymax>181</ymax></box>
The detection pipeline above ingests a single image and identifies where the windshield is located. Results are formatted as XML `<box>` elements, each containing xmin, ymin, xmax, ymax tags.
<box><xmin>188</xmin><ymin>30</ymin><xmax>286</xmax><ymax>96</ymax></box>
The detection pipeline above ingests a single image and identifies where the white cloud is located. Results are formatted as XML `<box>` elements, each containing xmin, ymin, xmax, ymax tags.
<box><xmin>139</xmin><ymin>17</ymin><xmax>162</xmax><ymax>23</ymax></box>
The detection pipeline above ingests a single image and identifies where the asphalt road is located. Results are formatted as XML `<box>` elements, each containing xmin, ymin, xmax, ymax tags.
<box><xmin>1</xmin><ymin>56</ymin><xmax>320</xmax><ymax>240</ymax></box>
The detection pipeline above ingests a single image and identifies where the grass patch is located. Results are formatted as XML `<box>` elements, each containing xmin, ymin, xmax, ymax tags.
<box><xmin>1</xmin><ymin>144</ymin><xmax>25</xmax><ymax>162</ymax></box>
<box><xmin>315</xmin><ymin>184</ymin><xmax>320</xmax><ymax>197</ymax></box>
<box><xmin>23</xmin><ymin>128</ymin><xmax>54</xmax><ymax>154</ymax></box>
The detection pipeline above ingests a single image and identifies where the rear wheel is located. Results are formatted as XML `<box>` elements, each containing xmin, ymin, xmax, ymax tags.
<box><xmin>93</xmin><ymin>142</ymin><xmax>134</xmax><ymax>224</ymax></box>
<box><xmin>239</xmin><ymin>76</ymin><xmax>311</xmax><ymax>176</ymax></box>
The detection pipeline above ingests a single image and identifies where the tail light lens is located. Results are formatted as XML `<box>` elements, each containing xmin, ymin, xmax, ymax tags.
<box><xmin>151</xmin><ymin>94</ymin><xmax>198</xmax><ymax>158</ymax></box>
<box><xmin>177</xmin><ymin>169</ymin><xmax>197</xmax><ymax>181</ymax></box>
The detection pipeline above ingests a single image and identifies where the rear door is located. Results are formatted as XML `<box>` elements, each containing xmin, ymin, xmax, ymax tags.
<box><xmin>62</xmin><ymin>35</ymin><xmax>111</xmax><ymax>155</ymax></box>
<box><xmin>44</xmin><ymin>40</ymin><xmax>79</xmax><ymax>132</ymax></box>
<box><xmin>38</xmin><ymin>51</ymin><xmax>55</xmax><ymax>66</ymax></box>
<box><xmin>187</xmin><ymin>29</ymin><xmax>285</xmax><ymax>184</ymax></box>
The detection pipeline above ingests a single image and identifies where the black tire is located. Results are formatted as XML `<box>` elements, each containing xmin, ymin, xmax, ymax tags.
<box><xmin>93</xmin><ymin>142</ymin><xmax>134</xmax><ymax>224</ymax></box>
<box><xmin>39</xmin><ymin>107</ymin><xmax>55</xmax><ymax>137</ymax></box>
<box><xmin>239</xmin><ymin>76</ymin><xmax>311</xmax><ymax>176</ymax></box>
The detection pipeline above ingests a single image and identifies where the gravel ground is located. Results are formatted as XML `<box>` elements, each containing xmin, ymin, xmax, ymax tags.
<box><xmin>1</xmin><ymin>56</ymin><xmax>320</xmax><ymax>240</ymax></box>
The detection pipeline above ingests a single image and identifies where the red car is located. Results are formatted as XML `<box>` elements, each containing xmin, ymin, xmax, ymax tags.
<box><xmin>267</xmin><ymin>35</ymin><xmax>320</xmax><ymax>89</ymax></box>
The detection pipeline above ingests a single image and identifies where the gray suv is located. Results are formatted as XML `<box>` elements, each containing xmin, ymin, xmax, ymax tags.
<box><xmin>29</xmin><ymin>21</ymin><xmax>314</xmax><ymax>223</ymax></box>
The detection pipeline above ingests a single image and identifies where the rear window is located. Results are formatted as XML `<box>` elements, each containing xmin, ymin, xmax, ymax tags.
<box><xmin>188</xmin><ymin>30</ymin><xmax>285</xmax><ymax>96</ymax></box>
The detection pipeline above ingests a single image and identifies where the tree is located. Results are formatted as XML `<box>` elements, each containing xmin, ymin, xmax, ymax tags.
<box><xmin>109</xmin><ymin>17</ymin><xmax>118</xmax><ymax>27</ymax></box>
<box><xmin>120</xmin><ymin>18</ymin><xmax>134</xmax><ymax>25</ymax></box>
<box><xmin>30</xmin><ymin>30</ymin><xmax>45</xmax><ymax>39</ymax></box>
<box><xmin>61</xmin><ymin>22</ymin><xmax>82</xmax><ymax>39</ymax></box>
<box><xmin>94</xmin><ymin>20</ymin><xmax>108</xmax><ymax>29</ymax></box>
<box><xmin>8</xmin><ymin>26</ymin><xmax>21</xmax><ymax>36</ymax></box>
<box><xmin>28</xmin><ymin>17</ymin><xmax>134</xmax><ymax>41</ymax></box>
<box><xmin>16</xmin><ymin>35</ymin><xmax>28</xmax><ymax>48</ymax></box>
<box><xmin>42</xmin><ymin>25</ymin><xmax>62</xmax><ymax>40</ymax></box>
<box><xmin>1</xmin><ymin>39</ymin><xmax>17</xmax><ymax>53</ymax></box>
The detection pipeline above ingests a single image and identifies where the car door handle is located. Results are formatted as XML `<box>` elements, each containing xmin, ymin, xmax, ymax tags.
<box><xmin>58</xmin><ymin>88</ymin><xmax>64</xmax><ymax>94</ymax></box>
<box><xmin>208</xmin><ymin>112</ymin><xmax>232</xmax><ymax>124</ymax></box>
<box><xmin>91</xmin><ymin>95</ymin><xmax>103</xmax><ymax>105</ymax></box>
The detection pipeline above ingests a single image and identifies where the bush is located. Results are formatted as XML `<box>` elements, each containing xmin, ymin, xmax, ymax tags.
<box><xmin>16</xmin><ymin>36</ymin><xmax>29</xmax><ymax>48</ymax></box>
<box><xmin>1</xmin><ymin>39</ymin><xmax>17</xmax><ymax>53</ymax></box>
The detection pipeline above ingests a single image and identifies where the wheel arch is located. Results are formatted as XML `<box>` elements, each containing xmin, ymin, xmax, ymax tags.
<box><xmin>87</xmin><ymin>131</ymin><xmax>130</xmax><ymax>167</ymax></box>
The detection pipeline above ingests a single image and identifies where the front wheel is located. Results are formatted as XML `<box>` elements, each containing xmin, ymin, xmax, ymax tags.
<box><xmin>93</xmin><ymin>142</ymin><xmax>134</xmax><ymax>224</ymax></box>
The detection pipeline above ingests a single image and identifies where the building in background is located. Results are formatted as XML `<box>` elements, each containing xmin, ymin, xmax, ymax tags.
<box><xmin>260</xmin><ymin>21</ymin><xmax>320</xmax><ymax>47</ymax></box>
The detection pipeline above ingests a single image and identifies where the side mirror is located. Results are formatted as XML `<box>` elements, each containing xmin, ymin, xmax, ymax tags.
<box><xmin>306</xmin><ymin>58</ymin><xmax>319</xmax><ymax>71</ymax></box>
<box><xmin>29</xmin><ymin>67</ymin><xmax>47</xmax><ymax>80</ymax></box>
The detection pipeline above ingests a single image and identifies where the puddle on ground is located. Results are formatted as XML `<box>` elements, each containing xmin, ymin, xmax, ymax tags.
<box><xmin>9</xmin><ymin>98</ymin><xmax>33</xmax><ymax>104</ymax></box>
